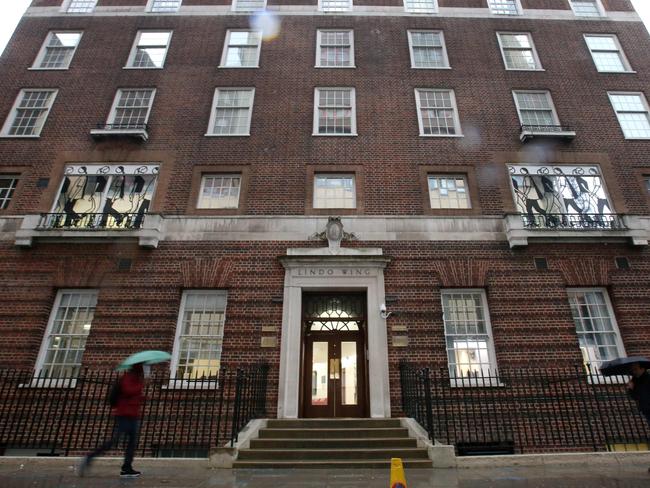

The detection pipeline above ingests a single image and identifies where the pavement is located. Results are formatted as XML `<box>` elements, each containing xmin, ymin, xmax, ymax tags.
<box><xmin>1</xmin><ymin>459</ymin><xmax>650</xmax><ymax>488</ymax></box>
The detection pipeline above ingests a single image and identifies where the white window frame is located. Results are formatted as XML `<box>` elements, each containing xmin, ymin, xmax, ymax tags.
<box><xmin>0</xmin><ymin>175</ymin><xmax>19</xmax><ymax>210</ymax></box>
<box><xmin>0</xmin><ymin>89</ymin><xmax>59</xmax><ymax>138</ymax></box>
<box><xmin>197</xmin><ymin>174</ymin><xmax>242</xmax><ymax>209</ymax></box>
<box><xmin>318</xmin><ymin>0</ymin><xmax>353</xmax><ymax>13</ymax></box>
<box><xmin>219</xmin><ymin>30</ymin><xmax>263</xmax><ymax>69</ymax></box>
<box><xmin>512</xmin><ymin>90</ymin><xmax>561</xmax><ymax>127</ymax></box>
<box><xmin>407</xmin><ymin>30</ymin><xmax>450</xmax><ymax>70</ymax></box>
<box><xmin>313</xmin><ymin>173</ymin><xmax>357</xmax><ymax>209</ymax></box>
<box><xmin>125</xmin><ymin>31</ymin><xmax>173</xmax><ymax>69</ymax></box>
<box><xmin>487</xmin><ymin>0</ymin><xmax>522</xmax><ymax>15</ymax></box>
<box><xmin>33</xmin><ymin>289</ymin><xmax>98</xmax><ymax>385</ymax></box>
<box><xmin>206</xmin><ymin>88</ymin><xmax>255</xmax><ymax>137</ymax></box>
<box><xmin>315</xmin><ymin>30</ymin><xmax>355</xmax><ymax>68</ymax></box>
<box><xmin>568</xmin><ymin>0</ymin><xmax>605</xmax><ymax>17</ymax></box>
<box><xmin>607</xmin><ymin>91</ymin><xmax>650</xmax><ymax>140</ymax></box>
<box><xmin>313</xmin><ymin>87</ymin><xmax>357</xmax><ymax>136</ymax></box>
<box><xmin>403</xmin><ymin>0</ymin><xmax>438</xmax><ymax>14</ymax></box>
<box><xmin>414</xmin><ymin>88</ymin><xmax>463</xmax><ymax>137</ymax></box>
<box><xmin>232</xmin><ymin>0</ymin><xmax>267</xmax><ymax>11</ymax></box>
<box><xmin>584</xmin><ymin>34</ymin><xmax>633</xmax><ymax>73</ymax></box>
<box><xmin>169</xmin><ymin>290</ymin><xmax>227</xmax><ymax>388</ymax></box>
<box><xmin>146</xmin><ymin>0</ymin><xmax>183</xmax><ymax>12</ymax></box>
<box><xmin>31</xmin><ymin>31</ymin><xmax>83</xmax><ymax>70</ymax></box>
<box><xmin>105</xmin><ymin>88</ymin><xmax>156</xmax><ymax>127</ymax></box>
<box><xmin>427</xmin><ymin>174</ymin><xmax>471</xmax><ymax>209</ymax></box>
<box><xmin>441</xmin><ymin>289</ymin><xmax>499</xmax><ymax>387</ymax></box>
<box><xmin>61</xmin><ymin>0</ymin><xmax>97</xmax><ymax>13</ymax></box>
<box><xmin>496</xmin><ymin>32</ymin><xmax>543</xmax><ymax>71</ymax></box>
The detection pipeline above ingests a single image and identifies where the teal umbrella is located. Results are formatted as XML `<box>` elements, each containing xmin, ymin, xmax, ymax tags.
<box><xmin>117</xmin><ymin>350</ymin><xmax>172</xmax><ymax>371</ymax></box>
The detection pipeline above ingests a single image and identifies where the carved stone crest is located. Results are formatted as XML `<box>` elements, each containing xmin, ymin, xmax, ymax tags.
<box><xmin>309</xmin><ymin>217</ymin><xmax>357</xmax><ymax>254</ymax></box>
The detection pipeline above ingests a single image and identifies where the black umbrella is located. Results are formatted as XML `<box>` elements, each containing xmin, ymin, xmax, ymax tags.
<box><xmin>600</xmin><ymin>356</ymin><xmax>650</xmax><ymax>376</ymax></box>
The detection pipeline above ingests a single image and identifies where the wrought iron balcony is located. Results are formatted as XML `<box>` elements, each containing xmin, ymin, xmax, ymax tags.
<box><xmin>90</xmin><ymin>123</ymin><xmax>149</xmax><ymax>141</ymax></box>
<box><xmin>37</xmin><ymin>212</ymin><xmax>145</xmax><ymax>230</ymax></box>
<box><xmin>521</xmin><ymin>213</ymin><xmax>627</xmax><ymax>231</ymax></box>
<box><xmin>520</xmin><ymin>124</ymin><xmax>576</xmax><ymax>142</ymax></box>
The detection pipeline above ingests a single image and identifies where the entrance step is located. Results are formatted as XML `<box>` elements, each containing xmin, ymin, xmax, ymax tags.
<box><xmin>233</xmin><ymin>418</ymin><xmax>431</xmax><ymax>469</ymax></box>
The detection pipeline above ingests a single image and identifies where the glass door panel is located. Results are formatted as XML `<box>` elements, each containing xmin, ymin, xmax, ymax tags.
<box><xmin>340</xmin><ymin>341</ymin><xmax>357</xmax><ymax>406</ymax></box>
<box><xmin>311</xmin><ymin>341</ymin><xmax>328</xmax><ymax>406</ymax></box>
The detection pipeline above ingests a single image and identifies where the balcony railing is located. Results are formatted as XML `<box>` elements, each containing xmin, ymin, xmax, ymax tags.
<box><xmin>90</xmin><ymin>123</ymin><xmax>149</xmax><ymax>141</ymax></box>
<box><xmin>521</xmin><ymin>213</ymin><xmax>628</xmax><ymax>231</ymax></box>
<box><xmin>37</xmin><ymin>212</ymin><xmax>145</xmax><ymax>230</ymax></box>
<box><xmin>520</xmin><ymin>124</ymin><xmax>576</xmax><ymax>142</ymax></box>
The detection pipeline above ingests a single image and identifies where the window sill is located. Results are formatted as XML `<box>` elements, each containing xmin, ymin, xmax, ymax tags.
<box><xmin>404</xmin><ymin>11</ymin><xmax>439</xmax><ymax>15</ymax></box>
<box><xmin>315</xmin><ymin>65</ymin><xmax>356</xmax><ymax>69</ymax></box>
<box><xmin>204</xmin><ymin>133</ymin><xmax>250</xmax><ymax>137</ymax></box>
<box><xmin>0</xmin><ymin>135</ymin><xmax>41</xmax><ymax>139</ymax></box>
<box><xmin>411</xmin><ymin>66</ymin><xmax>452</xmax><ymax>70</ymax></box>
<box><xmin>122</xmin><ymin>66</ymin><xmax>165</xmax><ymax>70</ymax></box>
<box><xmin>312</xmin><ymin>133</ymin><xmax>358</xmax><ymax>137</ymax></box>
<box><xmin>28</xmin><ymin>67</ymin><xmax>70</xmax><ymax>71</ymax></box>
<box><xmin>622</xmin><ymin>137</ymin><xmax>650</xmax><ymax>141</ymax></box>
<box><xmin>218</xmin><ymin>65</ymin><xmax>260</xmax><ymax>69</ymax></box>
<box><xmin>597</xmin><ymin>70</ymin><xmax>636</xmax><ymax>74</ymax></box>
<box><xmin>505</xmin><ymin>68</ymin><xmax>545</xmax><ymax>72</ymax></box>
<box><xmin>419</xmin><ymin>133</ymin><xmax>464</xmax><ymax>138</ymax></box>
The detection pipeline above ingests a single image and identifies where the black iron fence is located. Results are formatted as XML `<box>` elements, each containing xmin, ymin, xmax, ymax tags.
<box><xmin>0</xmin><ymin>364</ymin><xmax>269</xmax><ymax>457</ymax></box>
<box><xmin>400</xmin><ymin>363</ymin><xmax>650</xmax><ymax>455</ymax></box>
<box><xmin>521</xmin><ymin>213</ymin><xmax>627</xmax><ymax>231</ymax></box>
<box><xmin>37</xmin><ymin>212</ymin><xmax>145</xmax><ymax>230</ymax></box>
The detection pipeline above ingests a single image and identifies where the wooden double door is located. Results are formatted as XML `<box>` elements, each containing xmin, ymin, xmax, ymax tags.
<box><xmin>301</xmin><ymin>293</ymin><xmax>367</xmax><ymax>418</ymax></box>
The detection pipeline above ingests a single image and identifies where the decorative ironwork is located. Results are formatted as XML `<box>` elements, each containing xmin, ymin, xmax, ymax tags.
<box><xmin>522</xmin><ymin>213</ymin><xmax>627</xmax><ymax>231</ymax></box>
<box><xmin>94</xmin><ymin>123</ymin><xmax>149</xmax><ymax>131</ymax></box>
<box><xmin>38</xmin><ymin>212</ymin><xmax>145</xmax><ymax>230</ymax></box>
<box><xmin>303</xmin><ymin>293</ymin><xmax>365</xmax><ymax>332</ymax></box>
<box><xmin>521</xmin><ymin>124</ymin><xmax>574</xmax><ymax>133</ymax></box>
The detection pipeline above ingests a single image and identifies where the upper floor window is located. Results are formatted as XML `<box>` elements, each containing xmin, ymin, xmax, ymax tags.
<box><xmin>497</xmin><ymin>32</ymin><xmax>542</xmax><ymax>71</ymax></box>
<box><xmin>415</xmin><ymin>89</ymin><xmax>462</xmax><ymax>137</ymax></box>
<box><xmin>584</xmin><ymin>35</ymin><xmax>632</xmax><ymax>73</ymax></box>
<box><xmin>0</xmin><ymin>175</ymin><xmax>18</xmax><ymax>210</ymax></box>
<box><xmin>408</xmin><ymin>31</ymin><xmax>449</xmax><ymax>69</ymax></box>
<box><xmin>313</xmin><ymin>174</ymin><xmax>356</xmax><ymax>209</ymax></box>
<box><xmin>220</xmin><ymin>30</ymin><xmax>262</xmax><ymax>68</ymax></box>
<box><xmin>65</xmin><ymin>0</ymin><xmax>97</xmax><ymax>13</ymax></box>
<box><xmin>569</xmin><ymin>0</ymin><xmax>603</xmax><ymax>17</ymax></box>
<box><xmin>126</xmin><ymin>31</ymin><xmax>172</xmax><ymax>69</ymax></box>
<box><xmin>147</xmin><ymin>0</ymin><xmax>182</xmax><ymax>12</ymax></box>
<box><xmin>232</xmin><ymin>0</ymin><xmax>267</xmax><ymax>11</ymax></box>
<box><xmin>645</xmin><ymin>177</ymin><xmax>650</xmax><ymax>194</ymax></box>
<box><xmin>319</xmin><ymin>0</ymin><xmax>352</xmax><ymax>12</ymax></box>
<box><xmin>316</xmin><ymin>30</ymin><xmax>354</xmax><ymax>68</ymax></box>
<box><xmin>35</xmin><ymin>290</ymin><xmax>98</xmax><ymax>378</ymax></box>
<box><xmin>106</xmin><ymin>89</ymin><xmax>156</xmax><ymax>129</ymax></box>
<box><xmin>512</xmin><ymin>90</ymin><xmax>561</xmax><ymax>128</ymax></box>
<box><xmin>428</xmin><ymin>175</ymin><xmax>470</xmax><ymax>209</ymax></box>
<box><xmin>32</xmin><ymin>31</ymin><xmax>82</xmax><ymax>70</ymax></box>
<box><xmin>608</xmin><ymin>92</ymin><xmax>650</xmax><ymax>140</ymax></box>
<box><xmin>207</xmin><ymin>88</ymin><xmax>255</xmax><ymax>136</ymax></box>
<box><xmin>404</xmin><ymin>0</ymin><xmax>437</xmax><ymax>14</ymax></box>
<box><xmin>488</xmin><ymin>0</ymin><xmax>521</xmax><ymax>15</ymax></box>
<box><xmin>1</xmin><ymin>89</ymin><xmax>58</xmax><ymax>138</ymax></box>
<box><xmin>198</xmin><ymin>174</ymin><xmax>241</xmax><ymax>209</ymax></box>
<box><xmin>313</xmin><ymin>88</ymin><xmax>357</xmax><ymax>136</ymax></box>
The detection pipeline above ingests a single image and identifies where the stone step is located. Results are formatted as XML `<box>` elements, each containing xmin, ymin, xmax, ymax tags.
<box><xmin>249</xmin><ymin>437</ymin><xmax>418</xmax><ymax>449</ymax></box>
<box><xmin>237</xmin><ymin>447</ymin><xmax>430</xmax><ymax>461</ymax></box>
<box><xmin>265</xmin><ymin>418</ymin><xmax>402</xmax><ymax>429</ymax></box>
<box><xmin>258</xmin><ymin>427</ymin><xmax>410</xmax><ymax>439</ymax></box>
<box><xmin>232</xmin><ymin>459</ymin><xmax>433</xmax><ymax>469</ymax></box>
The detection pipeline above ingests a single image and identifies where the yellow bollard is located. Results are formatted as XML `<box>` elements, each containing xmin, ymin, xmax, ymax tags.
<box><xmin>390</xmin><ymin>457</ymin><xmax>407</xmax><ymax>488</ymax></box>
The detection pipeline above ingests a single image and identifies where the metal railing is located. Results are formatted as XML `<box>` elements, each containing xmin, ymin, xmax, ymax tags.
<box><xmin>400</xmin><ymin>363</ymin><xmax>650</xmax><ymax>455</ymax></box>
<box><xmin>94</xmin><ymin>123</ymin><xmax>149</xmax><ymax>132</ymax></box>
<box><xmin>0</xmin><ymin>365</ymin><xmax>269</xmax><ymax>457</ymax></box>
<box><xmin>520</xmin><ymin>124</ymin><xmax>574</xmax><ymax>134</ymax></box>
<box><xmin>37</xmin><ymin>212</ymin><xmax>145</xmax><ymax>230</ymax></box>
<box><xmin>521</xmin><ymin>213</ymin><xmax>627</xmax><ymax>231</ymax></box>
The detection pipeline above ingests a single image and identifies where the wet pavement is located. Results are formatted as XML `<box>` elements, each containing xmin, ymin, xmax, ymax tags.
<box><xmin>1</xmin><ymin>461</ymin><xmax>650</xmax><ymax>488</ymax></box>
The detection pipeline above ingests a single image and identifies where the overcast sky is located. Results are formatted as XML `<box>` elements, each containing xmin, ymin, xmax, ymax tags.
<box><xmin>0</xmin><ymin>0</ymin><xmax>649</xmax><ymax>56</ymax></box>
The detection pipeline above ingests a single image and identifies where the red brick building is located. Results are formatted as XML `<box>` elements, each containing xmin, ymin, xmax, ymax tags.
<box><xmin>1</xmin><ymin>0</ymin><xmax>650</xmax><ymax>431</ymax></box>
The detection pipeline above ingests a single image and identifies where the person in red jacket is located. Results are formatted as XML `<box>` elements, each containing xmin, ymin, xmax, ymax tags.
<box><xmin>80</xmin><ymin>363</ymin><xmax>145</xmax><ymax>478</ymax></box>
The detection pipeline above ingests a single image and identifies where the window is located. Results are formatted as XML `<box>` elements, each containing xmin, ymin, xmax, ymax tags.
<box><xmin>512</xmin><ymin>91</ymin><xmax>561</xmax><ymax>128</ymax></box>
<box><xmin>32</xmin><ymin>31</ymin><xmax>82</xmax><ymax>70</ymax></box>
<box><xmin>314</xmin><ymin>88</ymin><xmax>356</xmax><ymax>136</ymax></box>
<box><xmin>428</xmin><ymin>175</ymin><xmax>470</xmax><ymax>209</ymax></box>
<box><xmin>415</xmin><ymin>89</ymin><xmax>462</xmax><ymax>136</ymax></box>
<box><xmin>220</xmin><ymin>30</ymin><xmax>262</xmax><ymax>68</ymax></box>
<box><xmin>147</xmin><ymin>0</ymin><xmax>182</xmax><ymax>12</ymax></box>
<box><xmin>569</xmin><ymin>0</ymin><xmax>603</xmax><ymax>17</ymax></box>
<box><xmin>568</xmin><ymin>289</ymin><xmax>624</xmax><ymax>374</ymax></box>
<box><xmin>441</xmin><ymin>290</ymin><xmax>498</xmax><ymax>382</ymax></box>
<box><xmin>171</xmin><ymin>291</ymin><xmax>227</xmax><ymax>380</ymax></box>
<box><xmin>319</xmin><ymin>0</ymin><xmax>352</xmax><ymax>12</ymax></box>
<box><xmin>404</xmin><ymin>0</ymin><xmax>437</xmax><ymax>14</ymax></box>
<box><xmin>106</xmin><ymin>89</ymin><xmax>155</xmax><ymax>129</ymax></box>
<box><xmin>207</xmin><ymin>88</ymin><xmax>255</xmax><ymax>136</ymax></box>
<box><xmin>65</xmin><ymin>0</ymin><xmax>97</xmax><ymax>13</ymax></box>
<box><xmin>1</xmin><ymin>89</ymin><xmax>58</xmax><ymax>137</ymax></box>
<box><xmin>232</xmin><ymin>0</ymin><xmax>267</xmax><ymax>11</ymax></box>
<box><xmin>0</xmin><ymin>175</ymin><xmax>18</xmax><ymax>210</ymax></box>
<box><xmin>316</xmin><ymin>30</ymin><xmax>354</xmax><ymax>68</ymax></box>
<box><xmin>198</xmin><ymin>175</ymin><xmax>241</xmax><ymax>209</ymax></box>
<box><xmin>608</xmin><ymin>92</ymin><xmax>650</xmax><ymax>139</ymax></box>
<box><xmin>35</xmin><ymin>290</ymin><xmax>98</xmax><ymax>378</ymax></box>
<box><xmin>584</xmin><ymin>35</ymin><xmax>632</xmax><ymax>73</ymax></box>
<box><xmin>126</xmin><ymin>31</ymin><xmax>172</xmax><ymax>69</ymax></box>
<box><xmin>313</xmin><ymin>174</ymin><xmax>356</xmax><ymax>208</ymax></box>
<box><xmin>50</xmin><ymin>164</ymin><xmax>159</xmax><ymax>229</ymax></box>
<box><xmin>645</xmin><ymin>177</ymin><xmax>650</xmax><ymax>194</ymax></box>
<box><xmin>497</xmin><ymin>32</ymin><xmax>542</xmax><ymax>71</ymax></box>
<box><xmin>408</xmin><ymin>31</ymin><xmax>449</xmax><ymax>69</ymax></box>
<box><xmin>488</xmin><ymin>0</ymin><xmax>521</xmax><ymax>15</ymax></box>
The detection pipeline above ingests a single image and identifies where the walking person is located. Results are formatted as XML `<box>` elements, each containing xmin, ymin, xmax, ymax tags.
<box><xmin>79</xmin><ymin>363</ymin><xmax>145</xmax><ymax>478</ymax></box>
<box><xmin>627</xmin><ymin>362</ymin><xmax>650</xmax><ymax>424</ymax></box>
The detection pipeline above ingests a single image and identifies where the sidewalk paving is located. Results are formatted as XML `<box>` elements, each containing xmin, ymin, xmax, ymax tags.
<box><xmin>1</xmin><ymin>459</ymin><xmax>650</xmax><ymax>488</ymax></box>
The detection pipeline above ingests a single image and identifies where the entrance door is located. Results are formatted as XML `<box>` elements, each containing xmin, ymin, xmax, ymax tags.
<box><xmin>302</xmin><ymin>293</ymin><xmax>367</xmax><ymax>418</ymax></box>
